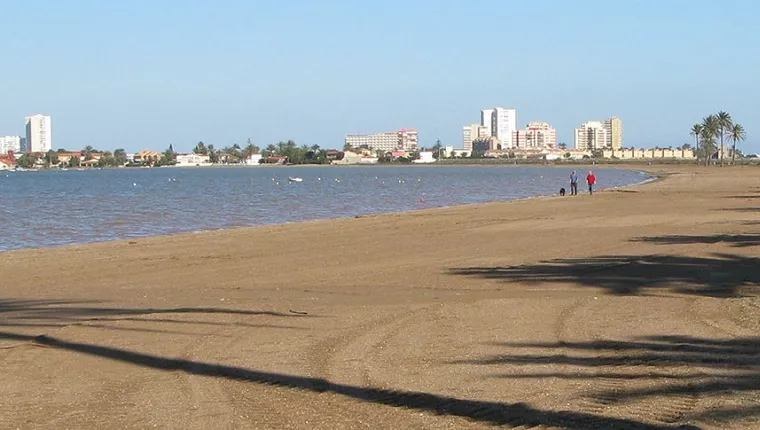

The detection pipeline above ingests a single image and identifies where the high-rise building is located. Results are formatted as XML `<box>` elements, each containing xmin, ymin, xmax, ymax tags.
<box><xmin>512</xmin><ymin>122</ymin><xmax>557</xmax><ymax>149</ymax></box>
<box><xmin>604</xmin><ymin>117</ymin><xmax>623</xmax><ymax>149</ymax></box>
<box><xmin>0</xmin><ymin>136</ymin><xmax>22</xmax><ymax>154</ymax></box>
<box><xmin>20</xmin><ymin>137</ymin><xmax>28</xmax><ymax>152</ymax></box>
<box><xmin>492</xmin><ymin>107</ymin><xmax>517</xmax><ymax>148</ymax></box>
<box><xmin>345</xmin><ymin>128</ymin><xmax>418</xmax><ymax>152</ymax></box>
<box><xmin>462</xmin><ymin>123</ymin><xmax>489</xmax><ymax>151</ymax></box>
<box><xmin>574</xmin><ymin>121</ymin><xmax>608</xmax><ymax>150</ymax></box>
<box><xmin>25</xmin><ymin>114</ymin><xmax>52</xmax><ymax>153</ymax></box>
<box><xmin>479</xmin><ymin>107</ymin><xmax>517</xmax><ymax>148</ymax></box>
<box><xmin>480</xmin><ymin>109</ymin><xmax>494</xmax><ymax>138</ymax></box>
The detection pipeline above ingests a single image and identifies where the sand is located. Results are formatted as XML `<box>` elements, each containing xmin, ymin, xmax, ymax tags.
<box><xmin>1</xmin><ymin>165</ymin><xmax>759</xmax><ymax>429</ymax></box>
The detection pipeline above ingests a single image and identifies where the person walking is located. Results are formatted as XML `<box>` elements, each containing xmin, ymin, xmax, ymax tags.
<box><xmin>586</xmin><ymin>171</ymin><xmax>597</xmax><ymax>195</ymax></box>
<box><xmin>570</xmin><ymin>170</ymin><xmax>579</xmax><ymax>196</ymax></box>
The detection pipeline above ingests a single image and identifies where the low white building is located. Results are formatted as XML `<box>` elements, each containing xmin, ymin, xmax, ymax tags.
<box><xmin>413</xmin><ymin>150</ymin><xmax>436</xmax><ymax>163</ymax></box>
<box><xmin>176</xmin><ymin>153</ymin><xmax>212</xmax><ymax>166</ymax></box>
<box><xmin>244</xmin><ymin>153</ymin><xmax>262</xmax><ymax>165</ymax></box>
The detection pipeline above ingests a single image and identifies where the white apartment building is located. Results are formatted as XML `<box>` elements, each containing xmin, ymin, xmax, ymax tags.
<box><xmin>574</xmin><ymin>120</ymin><xmax>608</xmax><ymax>150</ymax></box>
<box><xmin>480</xmin><ymin>109</ymin><xmax>494</xmax><ymax>138</ymax></box>
<box><xmin>462</xmin><ymin>123</ymin><xmax>489</xmax><ymax>151</ymax></box>
<box><xmin>512</xmin><ymin>121</ymin><xmax>557</xmax><ymax>149</ymax></box>
<box><xmin>0</xmin><ymin>136</ymin><xmax>22</xmax><ymax>154</ymax></box>
<box><xmin>345</xmin><ymin>128</ymin><xmax>418</xmax><ymax>152</ymax></box>
<box><xmin>604</xmin><ymin>117</ymin><xmax>623</xmax><ymax>149</ymax></box>
<box><xmin>492</xmin><ymin>107</ymin><xmax>517</xmax><ymax>148</ymax></box>
<box><xmin>25</xmin><ymin>114</ymin><xmax>52</xmax><ymax>153</ymax></box>
<box><xmin>479</xmin><ymin>107</ymin><xmax>517</xmax><ymax>148</ymax></box>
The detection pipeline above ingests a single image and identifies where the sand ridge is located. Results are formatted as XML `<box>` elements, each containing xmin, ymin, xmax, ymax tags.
<box><xmin>0</xmin><ymin>165</ymin><xmax>759</xmax><ymax>429</ymax></box>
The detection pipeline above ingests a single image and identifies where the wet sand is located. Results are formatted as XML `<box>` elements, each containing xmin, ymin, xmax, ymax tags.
<box><xmin>1</xmin><ymin>165</ymin><xmax>759</xmax><ymax>429</ymax></box>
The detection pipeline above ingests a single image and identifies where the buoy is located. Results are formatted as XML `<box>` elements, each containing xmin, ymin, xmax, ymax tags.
<box><xmin>133</xmin><ymin>183</ymin><xmax>137</xmax><ymax>187</ymax></box>
<box><xmin>420</xmin><ymin>197</ymin><xmax>425</xmax><ymax>203</ymax></box>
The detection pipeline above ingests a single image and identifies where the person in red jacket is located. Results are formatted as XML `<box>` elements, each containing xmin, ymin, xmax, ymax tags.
<box><xmin>586</xmin><ymin>171</ymin><xmax>597</xmax><ymax>195</ymax></box>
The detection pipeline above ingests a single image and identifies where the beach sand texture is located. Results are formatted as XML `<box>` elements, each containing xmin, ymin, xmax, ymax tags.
<box><xmin>1</xmin><ymin>165</ymin><xmax>759</xmax><ymax>429</ymax></box>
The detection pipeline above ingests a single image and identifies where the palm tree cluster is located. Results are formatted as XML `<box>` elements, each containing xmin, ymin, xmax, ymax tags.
<box><xmin>690</xmin><ymin>111</ymin><xmax>746</xmax><ymax>166</ymax></box>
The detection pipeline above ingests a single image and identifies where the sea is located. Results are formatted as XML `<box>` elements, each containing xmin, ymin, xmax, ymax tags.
<box><xmin>0</xmin><ymin>165</ymin><xmax>651</xmax><ymax>252</ymax></box>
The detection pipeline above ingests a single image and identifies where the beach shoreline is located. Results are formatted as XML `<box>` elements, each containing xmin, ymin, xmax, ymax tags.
<box><xmin>0</xmin><ymin>165</ymin><xmax>655</xmax><ymax>255</ymax></box>
<box><xmin>0</xmin><ymin>164</ymin><xmax>758</xmax><ymax>429</ymax></box>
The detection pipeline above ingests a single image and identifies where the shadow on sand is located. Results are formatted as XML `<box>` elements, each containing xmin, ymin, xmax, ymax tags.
<box><xmin>632</xmin><ymin>234</ymin><xmax>760</xmax><ymax>248</ymax></box>
<box><xmin>451</xmin><ymin>336</ymin><xmax>760</xmax><ymax>425</ymax></box>
<box><xmin>447</xmin><ymin>253</ymin><xmax>760</xmax><ymax>297</ymax></box>
<box><xmin>0</xmin><ymin>330</ymin><xmax>699</xmax><ymax>430</ymax></box>
<box><xmin>0</xmin><ymin>299</ymin><xmax>310</xmax><ymax>333</ymax></box>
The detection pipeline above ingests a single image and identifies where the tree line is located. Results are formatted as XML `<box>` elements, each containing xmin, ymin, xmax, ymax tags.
<box><xmin>193</xmin><ymin>139</ymin><xmax>332</xmax><ymax>164</ymax></box>
<box><xmin>690</xmin><ymin>111</ymin><xmax>747</xmax><ymax>166</ymax></box>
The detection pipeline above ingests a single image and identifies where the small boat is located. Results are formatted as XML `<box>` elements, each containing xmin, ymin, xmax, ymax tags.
<box><xmin>288</xmin><ymin>177</ymin><xmax>303</xmax><ymax>182</ymax></box>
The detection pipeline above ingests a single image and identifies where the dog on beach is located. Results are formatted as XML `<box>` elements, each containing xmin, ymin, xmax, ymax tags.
<box><xmin>559</xmin><ymin>187</ymin><xmax>566</xmax><ymax>196</ymax></box>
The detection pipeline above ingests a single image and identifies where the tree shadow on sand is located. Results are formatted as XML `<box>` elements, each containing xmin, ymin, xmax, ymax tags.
<box><xmin>0</xmin><ymin>330</ymin><xmax>698</xmax><ymax>430</ymax></box>
<box><xmin>447</xmin><ymin>253</ymin><xmax>760</xmax><ymax>297</ymax></box>
<box><xmin>632</xmin><ymin>234</ymin><xmax>760</xmax><ymax>248</ymax></box>
<box><xmin>0</xmin><ymin>299</ymin><xmax>311</xmax><ymax>333</ymax></box>
<box><xmin>451</xmin><ymin>336</ymin><xmax>760</xmax><ymax>426</ymax></box>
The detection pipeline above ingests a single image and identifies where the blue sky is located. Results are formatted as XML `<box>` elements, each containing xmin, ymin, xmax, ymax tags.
<box><xmin>1</xmin><ymin>0</ymin><xmax>758</xmax><ymax>153</ymax></box>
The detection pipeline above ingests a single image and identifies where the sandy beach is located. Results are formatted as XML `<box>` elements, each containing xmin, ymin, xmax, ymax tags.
<box><xmin>1</xmin><ymin>165</ymin><xmax>758</xmax><ymax>429</ymax></box>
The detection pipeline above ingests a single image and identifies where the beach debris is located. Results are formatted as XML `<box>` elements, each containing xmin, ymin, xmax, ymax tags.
<box><xmin>289</xmin><ymin>309</ymin><xmax>308</xmax><ymax>315</ymax></box>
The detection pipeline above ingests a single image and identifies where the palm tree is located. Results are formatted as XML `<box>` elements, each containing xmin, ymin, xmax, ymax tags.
<box><xmin>716</xmin><ymin>111</ymin><xmax>733</xmax><ymax>166</ymax></box>
<box><xmin>700</xmin><ymin>115</ymin><xmax>719</xmax><ymax>166</ymax></box>
<box><xmin>690</xmin><ymin>124</ymin><xmax>702</xmax><ymax>159</ymax></box>
<box><xmin>728</xmin><ymin>123</ymin><xmax>746</xmax><ymax>165</ymax></box>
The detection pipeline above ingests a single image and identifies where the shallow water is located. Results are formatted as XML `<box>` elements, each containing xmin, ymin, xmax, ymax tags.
<box><xmin>0</xmin><ymin>165</ymin><xmax>649</xmax><ymax>252</ymax></box>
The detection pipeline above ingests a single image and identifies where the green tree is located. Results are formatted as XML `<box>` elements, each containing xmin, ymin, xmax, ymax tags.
<box><xmin>44</xmin><ymin>150</ymin><xmax>59</xmax><ymax>166</ymax></box>
<box><xmin>243</xmin><ymin>143</ymin><xmax>260</xmax><ymax>160</ymax></box>
<box><xmin>193</xmin><ymin>141</ymin><xmax>208</xmax><ymax>155</ymax></box>
<box><xmin>700</xmin><ymin>115</ymin><xmax>719</xmax><ymax>166</ymax></box>
<box><xmin>716</xmin><ymin>111</ymin><xmax>733</xmax><ymax>166</ymax></box>
<box><xmin>113</xmin><ymin>148</ymin><xmax>127</xmax><ymax>166</ymax></box>
<box><xmin>69</xmin><ymin>156</ymin><xmax>80</xmax><ymax>167</ymax></box>
<box><xmin>159</xmin><ymin>144</ymin><xmax>176</xmax><ymax>166</ymax></box>
<box><xmin>17</xmin><ymin>154</ymin><xmax>37</xmax><ymax>169</ymax></box>
<box><xmin>728</xmin><ymin>123</ymin><xmax>746</xmax><ymax>165</ymax></box>
<box><xmin>558</xmin><ymin>142</ymin><xmax>568</xmax><ymax>150</ymax></box>
<box><xmin>690</xmin><ymin>124</ymin><xmax>702</xmax><ymax>161</ymax></box>
<box><xmin>264</xmin><ymin>144</ymin><xmax>277</xmax><ymax>157</ymax></box>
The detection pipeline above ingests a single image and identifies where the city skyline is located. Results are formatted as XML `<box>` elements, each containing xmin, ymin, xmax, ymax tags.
<box><xmin>0</xmin><ymin>1</ymin><xmax>757</xmax><ymax>154</ymax></box>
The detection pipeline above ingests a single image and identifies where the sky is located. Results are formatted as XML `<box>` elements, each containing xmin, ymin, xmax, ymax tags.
<box><xmin>1</xmin><ymin>0</ymin><xmax>758</xmax><ymax>154</ymax></box>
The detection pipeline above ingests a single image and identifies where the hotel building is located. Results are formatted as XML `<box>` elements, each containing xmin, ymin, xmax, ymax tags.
<box><xmin>604</xmin><ymin>117</ymin><xmax>623</xmax><ymax>149</ymax></box>
<box><xmin>462</xmin><ymin>123</ymin><xmax>489</xmax><ymax>151</ymax></box>
<box><xmin>345</xmin><ymin>129</ymin><xmax>418</xmax><ymax>152</ymax></box>
<box><xmin>25</xmin><ymin>114</ymin><xmax>52</xmax><ymax>153</ymax></box>
<box><xmin>512</xmin><ymin>121</ymin><xmax>557</xmax><ymax>149</ymax></box>
<box><xmin>574</xmin><ymin>120</ymin><xmax>608</xmax><ymax>150</ymax></box>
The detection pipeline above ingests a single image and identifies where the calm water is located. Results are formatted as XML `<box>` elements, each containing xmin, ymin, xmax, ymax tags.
<box><xmin>0</xmin><ymin>165</ymin><xmax>650</xmax><ymax>252</ymax></box>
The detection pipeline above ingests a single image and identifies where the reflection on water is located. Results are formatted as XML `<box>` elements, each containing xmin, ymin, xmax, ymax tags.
<box><xmin>0</xmin><ymin>165</ymin><xmax>649</xmax><ymax>252</ymax></box>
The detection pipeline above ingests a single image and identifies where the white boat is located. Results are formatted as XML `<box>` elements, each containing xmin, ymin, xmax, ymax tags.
<box><xmin>288</xmin><ymin>177</ymin><xmax>303</xmax><ymax>182</ymax></box>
